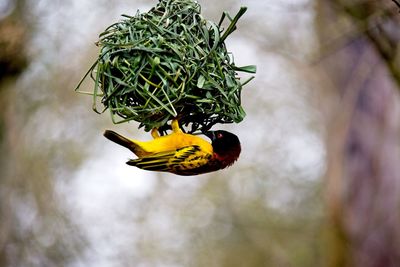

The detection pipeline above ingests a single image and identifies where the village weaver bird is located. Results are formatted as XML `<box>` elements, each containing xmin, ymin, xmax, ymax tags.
<box><xmin>103</xmin><ymin>119</ymin><xmax>241</xmax><ymax>176</ymax></box>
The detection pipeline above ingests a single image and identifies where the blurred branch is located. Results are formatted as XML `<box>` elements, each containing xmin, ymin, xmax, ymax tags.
<box><xmin>332</xmin><ymin>0</ymin><xmax>400</xmax><ymax>87</ymax></box>
<box><xmin>393</xmin><ymin>0</ymin><xmax>400</xmax><ymax>10</ymax></box>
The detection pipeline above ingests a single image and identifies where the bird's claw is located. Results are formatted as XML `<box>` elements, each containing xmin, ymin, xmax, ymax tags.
<box><xmin>151</xmin><ymin>119</ymin><xmax>182</xmax><ymax>138</ymax></box>
<box><xmin>151</xmin><ymin>128</ymin><xmax>160</xmax><ymax>139</ymax></box>
<box><xmin>171</xmin><ymin>119</ymin><xmax>183</xmax><ymax>134</ymax></box>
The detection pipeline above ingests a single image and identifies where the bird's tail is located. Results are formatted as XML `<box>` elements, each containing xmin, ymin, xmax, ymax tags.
<box><xmin>103</xmin><ymin>130</ymin><xmax>147</xmax><ymax>157</ymax></box>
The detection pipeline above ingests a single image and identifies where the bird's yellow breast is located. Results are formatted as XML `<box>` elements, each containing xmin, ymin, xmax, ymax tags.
<box><xmin>132</xmin><ymin>132</ymin><xmax>213</xmax><ymax>157</ymax></box>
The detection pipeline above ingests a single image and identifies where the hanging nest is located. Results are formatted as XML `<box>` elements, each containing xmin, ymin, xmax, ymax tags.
<box><xmin>76</xmin><ymin>0</ymin><xmax>256</xmax><ymax>134</ymax></box>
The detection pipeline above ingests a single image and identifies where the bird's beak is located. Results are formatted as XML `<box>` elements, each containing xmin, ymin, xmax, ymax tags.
<box><xmin>204</xmin><ymin>131</ymin><xmax>216</xmax><ymax>141</ymax></box>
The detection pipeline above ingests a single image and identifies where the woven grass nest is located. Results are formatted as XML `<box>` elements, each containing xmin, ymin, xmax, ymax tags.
<box><xmin>76</xmin><ymin>0</ymin><xmax>256</xmax><ymax>134</ymax></box>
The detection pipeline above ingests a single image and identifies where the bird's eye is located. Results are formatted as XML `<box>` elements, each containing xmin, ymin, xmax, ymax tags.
<box><xmin>217</xmin><ymin>132</ymin><xmax>223</xmax><ymax>139</ymax></box>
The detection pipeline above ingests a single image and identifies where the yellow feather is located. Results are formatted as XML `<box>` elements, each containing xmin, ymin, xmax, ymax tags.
<box><xmin>131</xmin><ymin>132</ymin><xmax>213</xmax><ymax>157</ymax></box>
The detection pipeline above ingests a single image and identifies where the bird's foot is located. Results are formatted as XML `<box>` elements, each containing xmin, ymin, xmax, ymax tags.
<box><xmin>151</xmin><ymin>128</ymin><xmax>160</xmax><ymax>139</ymax></box>
<box><xmin>171</xmin><ymin>119</ymin><xmax>183</xmax><ymax>133</ymax></box>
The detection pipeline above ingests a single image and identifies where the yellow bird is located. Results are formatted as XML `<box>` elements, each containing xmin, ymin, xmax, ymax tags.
<box><xmin>103</xmin><ymin>119</ymin><xmax>241</xmax><ymax>175</ymax></box>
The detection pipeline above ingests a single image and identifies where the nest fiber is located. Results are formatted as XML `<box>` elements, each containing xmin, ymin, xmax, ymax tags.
<box><xmin>76</xmin><ymin>0</ymin><xmax>255</xmax><ymax>133</ymax></box>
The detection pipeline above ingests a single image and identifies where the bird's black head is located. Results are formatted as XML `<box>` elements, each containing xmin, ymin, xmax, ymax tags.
<box><xmin>204</xmin><ymin>130</ymin><xmax>241</xmax><ymax>163</ymax></box>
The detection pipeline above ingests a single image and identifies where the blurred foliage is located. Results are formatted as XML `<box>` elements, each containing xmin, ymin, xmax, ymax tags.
<box><xmin>6</xmin><ymin>0</ymin><xmax>391</xmax><ymax>267</ymax></box>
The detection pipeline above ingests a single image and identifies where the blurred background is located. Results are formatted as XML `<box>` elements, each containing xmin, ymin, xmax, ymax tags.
<box><xmin>1</xmin><ymin>0</ymin><xmax>399</xmax><ymax>266</ymax></box>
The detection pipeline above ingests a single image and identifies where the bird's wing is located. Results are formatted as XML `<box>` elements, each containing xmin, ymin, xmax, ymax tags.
<box><xmin>126</xmin><ymin>145</ymin><xmax>213</xmax><ymax>174</ymax></box>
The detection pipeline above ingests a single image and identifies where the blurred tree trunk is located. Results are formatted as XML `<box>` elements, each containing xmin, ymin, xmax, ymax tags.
<box><xmin>0</xmin><ymin>1</ymin><xmax>27</xmax><ymax>266</ymax></box>
<box><xmin>0</xmin><ymin>0</ymin><xmax>27</xmax><ymax>80</ymax></box>
<box><xmin>317</xmin><ymin>1</ymin><xmax>400</xmax><ymax>266</ymax></box>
